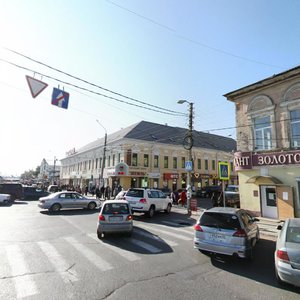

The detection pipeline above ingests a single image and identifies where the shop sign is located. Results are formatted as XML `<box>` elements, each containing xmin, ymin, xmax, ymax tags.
<box><xmin>163</xmin><ymin>173</ymin><xmax>179</xmax><ymax>180</ymax></box>
<box><xmin>148</xmin><ymin>173</ymin><xmax>161</xmax><ymax>178</ymax></box>
<box><xmin>115</xmin><ymin>162</ymin><xmax>129</xmax><ymax>176</ymax></box>
<box><xmin>234</xmin><ymin>150</ymin><xmax>300</xmax><ymax>170</ymax></box>
<box><xmin>130</xmin><ymin>171</ymin><xmax>146</xmax><ymax>176</ymax></box>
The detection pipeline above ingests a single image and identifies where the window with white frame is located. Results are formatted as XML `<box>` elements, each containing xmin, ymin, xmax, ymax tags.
<box><xmin>254</xmin><ymin>116</ymin><xmax>272</xmax><ymax>150</ymax></box>
<box><xmin>290</xmin><ymin>109</ymin><xmax>300</xmax><ymax>148</ymax></box>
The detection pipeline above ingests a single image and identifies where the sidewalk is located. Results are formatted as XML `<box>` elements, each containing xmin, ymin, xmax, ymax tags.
<box><xmin>174</xmin><ymin>197</ymin><xmax>280</xmax><ymax>240</ymax></box>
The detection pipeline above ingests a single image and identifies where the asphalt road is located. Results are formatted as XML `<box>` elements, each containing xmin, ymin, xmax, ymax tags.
<box><xmin>0</xmin><ymin>200</ymin><xmax>299</xmax><ymax>300</ymax></box>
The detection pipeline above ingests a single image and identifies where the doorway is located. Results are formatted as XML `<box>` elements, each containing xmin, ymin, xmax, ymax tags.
<box><xmin>261</xmin><ymin>185</ymin><xmax>278</xmax><ymax>219</ymax></box>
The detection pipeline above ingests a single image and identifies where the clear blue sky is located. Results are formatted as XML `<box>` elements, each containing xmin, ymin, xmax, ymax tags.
<box><xmin>1</xmin><ymin>0</ymin><xmax>300</xmax><ymax>176</ymax></box>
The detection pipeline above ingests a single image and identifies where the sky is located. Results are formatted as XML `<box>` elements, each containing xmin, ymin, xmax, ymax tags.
<box><xmin>1</xmin><ymin>0</ymin><xmax>300</xmax><ymax>176</ymax></box>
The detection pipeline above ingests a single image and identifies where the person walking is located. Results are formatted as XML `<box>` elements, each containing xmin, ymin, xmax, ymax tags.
<box><xmin>178</xmin><ymin>189</ymin><xmax>187</xmax><ymax>207</ymax></box>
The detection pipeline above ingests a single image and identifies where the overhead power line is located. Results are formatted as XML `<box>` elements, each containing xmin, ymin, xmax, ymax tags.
<box><xmin>0</xmin><ymin>57</ymin><xmax>185</xmax><ymax>116</ymax></box>
<box><xmin>4</xmin><ymin>47</ymin><xmax>186</xmax><ymax>116</ymax></box>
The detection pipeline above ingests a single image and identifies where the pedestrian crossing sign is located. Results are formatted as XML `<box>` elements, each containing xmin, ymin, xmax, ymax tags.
<box><xmin>218</xmin><ymin>162</ymin><xmax>230</xmax><ymax>180</ymax></box>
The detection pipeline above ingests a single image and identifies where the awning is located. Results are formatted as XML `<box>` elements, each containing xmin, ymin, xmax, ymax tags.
<box><xmin>246</xmin><ymin>175</ymin><xmax>283</xmax><ymax>185</ymax></box>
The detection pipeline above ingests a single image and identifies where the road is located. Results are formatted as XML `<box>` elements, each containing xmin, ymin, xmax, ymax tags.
<box><xmin>0</xmin><ymin>200</ymin><xmax>299</xmax><ymax>299</ymax></box>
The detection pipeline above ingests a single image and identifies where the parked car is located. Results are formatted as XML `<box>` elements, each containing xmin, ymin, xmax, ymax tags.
<box><xmin>38</xmin><ymin>191</ymin><xmax>101</xmax><ymax>212</ymax></box>
<box><xmin>225</xmin><ymin>185</ymin><xmax>240</xmax><ymax>208</ymax></box>
<box><xmin>194</xmin><ymin>207</ymin><xmax>260</xmax><ymax>260</ymax></box>
<box><xmin>115</xmin><ymin>190</ymin><xmax>127</xmax><ymax>200</ymax></box>
<box><xmin>125</xmin><ymin>188</ymin><xmax>172</xmax><ymax>218</ymax></box>
<box><xmin>23</xmin><ymin>186</ymin><xmax>49</xmax><ymax>200</ymax></box>
<box><xmin>0</xmin><ymin>183</ymin><xmax>23</xmax><ymax>201</ymax></box>
<box><xmin>200</xmin><ymin>185</ymin><xmax>222</xmax><ymax>198</ymax></box>
<box><xmin>97</xmin><ymin>200</ymin><xmax>133</xmax><ymax>239</ymax></box>
<box><xmin>47</xmin><ymin>185</ymin><xmax>59</xmax><ymax>193</ymax></box>
<box><xmin>275</xmin><ymin>218</ymin><xmax>300</xmax><ymax>287</ymax></box>
<box><xmin>0</xmin><ymin>193</ymin><xmax>11</xmax><ymax>204</ymax></box>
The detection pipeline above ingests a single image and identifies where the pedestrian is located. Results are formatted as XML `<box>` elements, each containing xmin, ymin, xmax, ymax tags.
<box><xmin>178</xmin><ymin>189</ymin><xmax>187</xmax><ymax>206</ymax></box>
<box><xmin>100</xmin><ymin>186</ymin><xmax>105</xmax><ymax>199</ymax></box>
<box><xmin>84</xmin><ymin>186</ymin><xmax>88</xmax><ymax>196</ymax></box>
<box><xmin>95</xmin><ymin>185</ymin><xmax>100</xmax><ymax>199</ymax></box>
<box><xmin>105</xmin><ymin>186</ymin><xmax>110</xmax><ymax>200</ymax></box>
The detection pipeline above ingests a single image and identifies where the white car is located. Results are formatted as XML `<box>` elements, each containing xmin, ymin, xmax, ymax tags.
<box><xmin>125</xmin><ymin>188</ymin><xmax>172</xmax><ymax>218</ymax></box>
<box><xmin>0</xmin><ymin>193</ymin><xmax>11</xmax><ymax>204</ymax></box>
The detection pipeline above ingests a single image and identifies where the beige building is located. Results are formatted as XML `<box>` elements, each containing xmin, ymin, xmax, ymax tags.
<box><xmin>60</xmin><ymin>121</ymin><xmax>237</xmax><ymax>194</ymax></box>
<box><xmin>224</xmin><ymin>66</ymin><xmax>300</xmax><ymax>219</ymax></box>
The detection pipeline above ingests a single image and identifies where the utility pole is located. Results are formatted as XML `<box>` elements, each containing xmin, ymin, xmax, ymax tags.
<box><xmin>96</xmin><ymin>120</ymin><xmax>107</xmax><ymax>187</ymax></box>
<box><xmin>177</xmin><ymin>100</ymin><xmax>194</xmax><ymax>216</ymax></box>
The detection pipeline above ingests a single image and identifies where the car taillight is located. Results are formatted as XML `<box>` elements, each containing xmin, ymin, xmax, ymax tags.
<box><xmin>194</xmin><ymin>224</ymin><xmax>203</xmax><ymax>232</ymax></box>
<box><xmin>126</xmin><ymin>215</ymin><xmax>133</xmax><ymax>221</ymax></box>
<box><xmin>277</xmin><ymin>249</ymin><xmax>290</xmax><ymax>263</ymax></box>
<box><xmin>233</xmin><ymin>229</ymin><xmax>247</xmax><ymax>237</ymax></box>
<box><xmin>99</xmin><ymin>215</ymin><xmax>105</xmax><ymax>221</ymax></box>
<box><xmin>139</xmin><ymin>198</ymin><xmax>147</xmax><ymax>203</ymax></box>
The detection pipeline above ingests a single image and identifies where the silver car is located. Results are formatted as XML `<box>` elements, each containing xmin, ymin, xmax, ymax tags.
<box><xmin>97</xmin><ymin>200</ymin><xmax>133</xmax><ymax>239</ymax></box>
<box><xmin>275</xmin><ymin>218</ymin><xmax>300</xmax><ymax>287</ymax></box>
<box><xmin>194</xmin><ymin>207</ymin><xmax>260</xmax><ymax>260</ymax></box>
<box><xmin>38</xmin><ymin>191</ymin><xmax>101</xmax><ymax>212</ymax></box>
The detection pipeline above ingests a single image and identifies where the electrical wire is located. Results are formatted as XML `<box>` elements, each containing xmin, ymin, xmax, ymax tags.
<box><xmin>0</xmin><ymin>57</ymin><xmax>185</xmax><ymax>116</ymax></box>
<box><xmin>4</xmin><ymin>47</ymin><xmax>186</xmax><ymax>116</ymax></box>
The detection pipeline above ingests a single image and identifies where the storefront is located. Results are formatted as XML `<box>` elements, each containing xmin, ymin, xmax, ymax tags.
<box><xmin>235</xmin><ymin>150</ymin><xmax>300</xmax><ymax>219</ymax></box>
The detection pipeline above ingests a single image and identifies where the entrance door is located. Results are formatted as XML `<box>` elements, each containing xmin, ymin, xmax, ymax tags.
<box><xmin>261</xmin><ymin>186</ymin><xmax>278</xmax><ymax>219</ymax></box>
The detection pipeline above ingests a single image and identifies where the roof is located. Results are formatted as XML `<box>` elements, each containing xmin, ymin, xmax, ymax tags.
<box><xmin>64</xmin><ymin>121</ymin><xmax>236</xmax><ymax>158</ymax></box>
<box><xmin>224</xmin><ymin>65</ymin><xmax>300</xmax><ymax>101</ymax></box>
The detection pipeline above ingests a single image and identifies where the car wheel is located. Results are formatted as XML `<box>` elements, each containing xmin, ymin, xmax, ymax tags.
<box><xmin>50</xmin><ymin>203</ymin><xmax>61</xmax><ymax>212</ymax></box>
<box><xmin>164</xmin><ymin>203</ymin><xmax>172</xmax><ymax>214</ymax></box>
<box><xmin>148</xmin><ymin>205</ymin><xmax>155</xmax><ymax>218</ymax></box>
<box><xmin>97</xmin><ymin>231</ymin><xmax>103</xmax><ymax>239</ymax></box>
<box><xmin>88</xmin><ymin>202</ymin><xmax>96</xmax><ymax>210</ymax></box>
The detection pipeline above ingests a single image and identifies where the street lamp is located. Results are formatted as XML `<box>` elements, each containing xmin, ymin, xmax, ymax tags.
<box><xmin>96</xmin><ymin>120</ymin><xmax>107</xmax><ymax>188</ymax></box>
<box><xmin>177</xmin><ymin>100</ymin><xmax>194</xmax><ymax>216</ymax></box>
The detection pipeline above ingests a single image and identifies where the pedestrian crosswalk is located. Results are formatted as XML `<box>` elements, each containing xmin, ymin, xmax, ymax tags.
<box><xmin>0</xmin><ymin>221</ymin><xmax>195</xmax><ymax>299</ymax></box>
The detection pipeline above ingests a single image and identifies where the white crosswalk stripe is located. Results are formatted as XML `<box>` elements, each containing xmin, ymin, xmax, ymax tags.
<box><xmin>64</xmin><ymin>236</ymin><xmax>113</xmax><ymax>271</ymax></box>
<box><xmin>5</xmin><ymin>244</ymin><xmax>38</xmax><ymax>299</ymax></box>
<box><xmin>138</xmin><ymin>223</ymin><xmax>192</xmax><ymax>241</ymax></box>
<box><xmin>130</xmin><ymin>238</ymin><xmax>162</xmax><ymax>253</ymax></box>
<box><xmin>87</xmin><ymin>233</ymin><xmax>141</xmax><ymax>261</ymax></box>
<box><xmin>37</xmin><ymin>241</ymin><xmax>79</xmax><ymax>283</ymax></box>
<box><xmin>134</xmin><ymin>227</ymin><xmax>178</xmax><ymax>247</ymax></box>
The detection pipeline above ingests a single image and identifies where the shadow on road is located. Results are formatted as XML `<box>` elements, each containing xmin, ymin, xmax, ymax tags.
<box><xmin>208</xmin><ymin>238</ymin><xmax>300</xmax><ymax>294</ymax></box>
<box><xmin>39</xmin><ymin>208</ymin><xmax>100</xmax><ymax>216</ymax></box>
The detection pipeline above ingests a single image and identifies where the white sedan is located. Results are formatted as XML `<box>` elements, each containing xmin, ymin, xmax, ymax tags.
<box><xmin>38</xmin><ymin>191</ymin><xmax>101</xmax><ymax>212</ymax></box>
<box><xmin>0</xmin><ymin>193</ymin><xmax>11</xmax><ymax>204</ymax></box>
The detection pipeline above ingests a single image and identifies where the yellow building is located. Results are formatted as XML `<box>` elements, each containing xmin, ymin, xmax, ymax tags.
<box><xmin>225</xmin><ymin>66</ymin><xmax>300</xmax><ymax>219</ymax></box>
<box><xmin>60</xmin><ymin>121</ymin><xmax>237</xmax><ymax>195</ymax></box>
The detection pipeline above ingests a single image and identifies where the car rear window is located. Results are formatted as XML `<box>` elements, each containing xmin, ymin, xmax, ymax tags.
<box><xmin>200</xmin><ymin>212</ymin><xmax>241</xmax><ymax>230</ymax></box>
<box><xmin>286</xmin><ymin>227</ymin><xmax>300</xmax><ymax>243</ymax></box>
<box><xmin>126</xmin><ymin>189</ymin><xmax>144</xmax><ymax>198</ymax></box>
<box><xmin>103</xmin><ymin>203</ymin><xmax>130</xmax><ymax>215</ymax></box>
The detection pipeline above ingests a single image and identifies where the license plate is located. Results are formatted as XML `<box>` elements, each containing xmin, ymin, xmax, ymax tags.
<box><xmin>208</xmin><ymin>233</ymin><xmax>226</xmax><ymax>242</ymax></box>
<box><xmin>109</xmin><ymin>216</ymin><xmax>123</xmax><ymax>222</ymax></box>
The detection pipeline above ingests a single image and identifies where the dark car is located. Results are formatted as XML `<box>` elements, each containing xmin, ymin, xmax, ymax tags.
<box><xmin>23</xmin><ymin>186</ymin><xmax>50</xmax><ymax>200</ymax></box>
<box><xmin>201</xmin><ymin>185</ymin><xmax>222</xmax><ymax>198</ymax></box>
<box><xmin>0</xmin><ymin>183</ymin><xmax>24</xmax><ymax>201</ymax></box>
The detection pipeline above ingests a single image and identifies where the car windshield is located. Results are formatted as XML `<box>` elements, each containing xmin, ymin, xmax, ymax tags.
<box><xmin>226</xmin><ymin>186</ymin><xmax>238</xmax><ymax>192</ymax></box>
<box><xmin>286</xmin><ymin>226</ymin><xmax>300</xmax><ymax>243</ymax></box>
<box><xmin>200</xmin><ymin>212</ymin><xmax>241</xmax><ymax>230</ymax></box>
<box><xmin>103</xmin><ymin>203</ymin><xmax>130</xmax><ymax>215</ymax></box>
<box><xmin>126</xmin><ymin>189</ymin><xmax>144</xmax><ymax>198</ymax></box>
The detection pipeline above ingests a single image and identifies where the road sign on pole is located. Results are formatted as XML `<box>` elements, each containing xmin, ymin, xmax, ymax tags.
<box><xmin>185</xmin><ymin>161</ymin><xmax>193</xmax><ymax>171</ymax></box>
<box><xmin>26</xmin><ymin>75</ymin><xmax>48</xmax><ymax>98</ymax></box>
<box><xmin>218</xmin><ymin>162</ymin><xmax>230</xmax><ymax>180</ymax></box>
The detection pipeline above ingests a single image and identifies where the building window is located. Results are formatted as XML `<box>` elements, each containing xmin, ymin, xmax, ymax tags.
<box><xmin>164</xmin><ymin>156</ymin><xmax>169</xmax><ymax>168</ymax></box>
<box><xmin>181</xmin><ymin>157</ymin><xmax>185</xmax><ymax>168</ymax></box>
<box><xmin>197</xmin><ymin>159</ymin><xmax>201</xmax><ymax>170</ymax></box>
<box><xmin>173</xmin><ymin>157</ymin><xmax>177</xmax><ymax>169</ymax></box>
<box><xmin>290</xmin><ymin>109</ymin><xmax>300</xmax><ymax>148</ymax></box>
<box><xmin>205</xmin><ymin>159</ymin><xmax>208</xmax><ymax>170</ymax></box>
<box><xmin>112</xmin><ymin>155</ymin><xmax>115</xmax><ymax>166</ymax></box>
<box><xmin>254</xmin><ymin>116</ymin><xmax>272</xmax><ymax>150</ymax></box>
<box><xmin>118</xmin><ymin>153</ymin><xmax>121</xmax><ymax>163</ymax></box>
<box><xmin>108</xmin><ymin>156</ymin><xmax>111</xmax><ymax>167</ymax></box>
<box><xmin>154</xmin><ymin>155</ymin><xmax>159</xmax><ymax>168</ymax></box>
<box><xmin>212</xmin><ymin>160</ymin><xmax>216</xmax><ymax>171</ymax></box>
<box><xmin>144</xmin><ymin>154</ymin><xmax>149</xmax><ymax>167</ymax></box>
<box><xmin>132</xmin><ymin>153</ymin><xmax>138</xmax><ymax>166</ymax></box>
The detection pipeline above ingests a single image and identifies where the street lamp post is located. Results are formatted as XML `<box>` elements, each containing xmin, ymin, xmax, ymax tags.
<box><xmin>96</xmin><ymin>120</ymin><xmax>107</xmax><ymax>188</ymax></box>
<box><xmin>177</xmin><ymin>100</ymin><xmax>194</xmax><ymax>216</ymax></box>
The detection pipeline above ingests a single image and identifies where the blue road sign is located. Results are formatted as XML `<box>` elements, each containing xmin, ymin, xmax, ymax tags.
<box><xmin>51</xmin><ymin>88</ymin><xmax>69</xmax><ymax>109</ymax></box>
<box><xmin>185</xmin><ymin>161</ymin><xmax>193</xmax><ymax>171</ymax></box>
<box><xmin>218</xmin><ymin>162</ymin><xmax>230</xmax><ymax>180</ymax></box>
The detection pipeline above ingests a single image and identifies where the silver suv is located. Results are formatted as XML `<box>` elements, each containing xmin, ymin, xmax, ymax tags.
<box><xmin>194</xmin><ymin>207</ymin><xmax>260</xmax><ymax>260</ymax></box>
<box><xmin>125</xmin><ymin>188</ymin><xmax>172</xmax><ymax>218</ymax></box>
